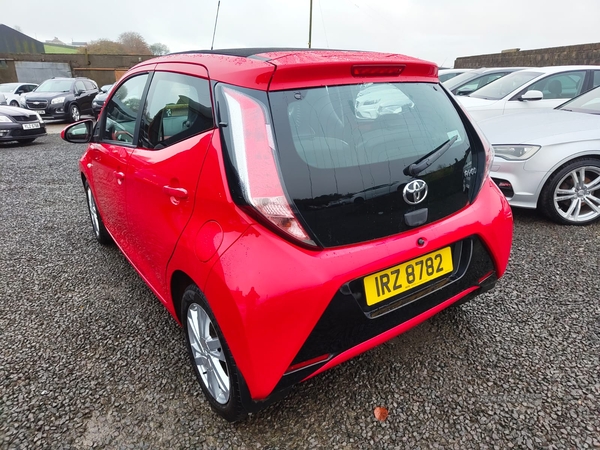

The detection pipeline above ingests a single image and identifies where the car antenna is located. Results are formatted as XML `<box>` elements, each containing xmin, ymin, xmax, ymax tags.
<box><xmin>211</xmin><ymin>0</ymin><xmax>221</xmax><ymax>51</ymax></box>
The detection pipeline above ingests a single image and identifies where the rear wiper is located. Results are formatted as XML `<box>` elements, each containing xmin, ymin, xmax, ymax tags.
<box><xmin>404</xmin><ymin>135</ymin><xmax>458</xmax><ymax>177</ymax></box>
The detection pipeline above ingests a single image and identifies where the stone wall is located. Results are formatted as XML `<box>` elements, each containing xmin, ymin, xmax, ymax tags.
<box><xmin>454</xmin><ymin>43</ymin><xmax>600</xmax><ymax>68</ymax></box>
<box><xmin>0</xmin><ymin>53</ymin><xmax>155</xmax><ymax>86</ymax></box>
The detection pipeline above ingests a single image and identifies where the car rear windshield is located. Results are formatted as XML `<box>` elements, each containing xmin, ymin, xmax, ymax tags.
<box><xmin>469</xmin><ymin>71</ymin><xmax>542</xmax><ymax>100</ymax></box>
<box><xmin>269</xmin><ymin>82</ymin><xmax>477</xmax><ymax>247</ymax></box>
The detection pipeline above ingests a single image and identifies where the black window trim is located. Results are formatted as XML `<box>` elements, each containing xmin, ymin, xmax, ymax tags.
<box><xmin>98</xmin><ymin>71</ymin><xmax>154</xmax><ymax>148</ymax></box>
<box><xmin>137</xmin><ymin>69</ymin><xmax>216</xmax><ymax>151</ymax></box>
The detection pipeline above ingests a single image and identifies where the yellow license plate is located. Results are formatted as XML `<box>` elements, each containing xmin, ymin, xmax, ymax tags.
<box><xmin>364</xmin><ymin>247</ymin><xmax>453</xmax><ymax>306</ymax></box>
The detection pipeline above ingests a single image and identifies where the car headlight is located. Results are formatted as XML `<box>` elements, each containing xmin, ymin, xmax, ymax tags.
<box><xmin>493</xmin><ymin>145</ymin><xmax>541</xmax><ymax>161</ymax></box>
<box><xmin>51</xmin><ymin>97</ymin><xmax>65</xmax><ymax>105</ymax></box>
<box><xmin>0</xmin><ymin>115</ymin><xmax>13</xmax><ymax>123</ymax></box>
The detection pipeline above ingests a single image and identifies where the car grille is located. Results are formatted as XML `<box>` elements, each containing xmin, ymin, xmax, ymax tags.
<box><xmin>11</xmin><ymin>115</ymin><xmax>38</xmax><ymax>123</ymax></box>
<box><xmin>26</xmin><ymin>100</ymin><xmax>48</xmax><ymax>109</ymax></box>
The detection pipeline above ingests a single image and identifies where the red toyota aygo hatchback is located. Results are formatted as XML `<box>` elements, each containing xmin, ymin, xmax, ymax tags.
<box><xmin>62</xmin><ymin>49</ymin><xmax>513</xmax><ymax>421</ymax></box>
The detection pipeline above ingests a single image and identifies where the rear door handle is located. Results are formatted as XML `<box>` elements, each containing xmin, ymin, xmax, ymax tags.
<box><xmin>163</xmin><ymin>186</ymin><xmax>188</xmax><ymax>199</ymax></box>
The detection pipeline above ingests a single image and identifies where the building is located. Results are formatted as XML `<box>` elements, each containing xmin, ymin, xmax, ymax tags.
<box><xmin>0</xmin><ymin>24</ymin><xmax>45</xmax><ymax>54</ymax></box>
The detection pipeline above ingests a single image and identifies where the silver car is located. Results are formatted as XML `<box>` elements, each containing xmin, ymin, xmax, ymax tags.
<box><xmin>479</xmin><ymin>86</ymin><xmax>600</xmax><ymax>225</ymax></box>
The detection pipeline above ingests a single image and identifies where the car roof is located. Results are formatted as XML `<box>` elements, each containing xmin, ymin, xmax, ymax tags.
<box><xmin>438</xmin><ymin>68</ymin><xmax>471</xmax><ymax>74</ymax></box>
<box><xmin>534</xmin><ymin>65</ymin><xmax>600</xmax><ymax>73</ymax></box>
<box><xmin>133</xmin><ymin>48</ymin><xmax>438</xmax><ymax>91</ymax></box>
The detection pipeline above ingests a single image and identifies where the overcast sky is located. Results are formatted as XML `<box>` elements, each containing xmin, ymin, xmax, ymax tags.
<box><xmin>5</xmin><ymin>0</ymin><xmax>599</xmax><ymax>67</ymax></box>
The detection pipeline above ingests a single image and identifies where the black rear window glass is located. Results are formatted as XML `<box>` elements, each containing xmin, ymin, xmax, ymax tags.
<box><xmin>270</xmin><ymin>82</ymin><xmax>469</xmax><ymax>176</ymax></box>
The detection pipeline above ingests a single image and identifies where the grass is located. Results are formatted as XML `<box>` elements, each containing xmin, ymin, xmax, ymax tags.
<box><xmin>44</xmin><ymin>44</ymin><xmax>79</xmax><ymax>54</ymax></box>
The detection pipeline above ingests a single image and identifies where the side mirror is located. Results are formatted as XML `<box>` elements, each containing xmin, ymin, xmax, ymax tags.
<box><xmin>61</xmin><ymin>119</ymin><xmax>94</xmax><ymax>143</ymax></box>
<box><xmin>520</xmin><ymin>90</ymin><xmax>543</xmax><ymax>101</ymax></box>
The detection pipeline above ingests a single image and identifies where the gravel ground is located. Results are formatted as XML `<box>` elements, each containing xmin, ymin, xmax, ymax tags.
<box><xmin>1</xmin><ymin>135</ymin><xmax>599</xmax><ymax>449</ymax></box>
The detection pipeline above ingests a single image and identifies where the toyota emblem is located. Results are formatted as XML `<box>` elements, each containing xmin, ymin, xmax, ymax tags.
<box><xmin>403</xmin><ymin>179</ymin><xmax>428</xmax><ymax>205</ymax></box>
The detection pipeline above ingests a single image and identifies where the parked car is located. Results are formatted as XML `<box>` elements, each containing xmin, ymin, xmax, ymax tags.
<box><xmin>480</xmin><ymin>85</ymin><xmax>600</xmax><ymax>225</ymax></box>
<box><xmin>21</xmin><ymin>77</ymin><xmax>98</xmax><ymax>122</ymax></box>
<box><xmin>0</xmin><ymin>105</ymin><xmax>46</xmax><ymax>144</ymax></box>
<box><xmin>457</xmin><ymin>66</ymin><xmax>600</xmax><ymax>121</ymax></box>
<box><xmin>92</xmin><ymin>84</ymin><xmax>113</xmax><ymax>119</ymax></box>
<box><xmin>61</xmin><ymin>48</ymin><xmax>513</xmax><ymax>422</ymax></box>
<box><xmin>438</xmin><ymin>68</ymin><xmax>472</xmax><ymax>83</ymax></box>
<box><xmin>354</xmin><ymin>83</ymin><xmax>413</xmax><ymax>118</ymax></box>
<box><xmin>442</xmin><ymin>67</ymin><xmax>528</xmax><ymax>96</ymax></box>
<box><xmin>0</xmin><ymin>82</ymin><xmax>38</xmax><ymax>107</ymax></box>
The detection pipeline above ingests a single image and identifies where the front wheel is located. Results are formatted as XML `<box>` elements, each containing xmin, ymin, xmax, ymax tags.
<box><xmin>539</xmin><ymin>158</ymin><xmax>600</xmax><ymax>225</ymax></box>
<box><xmin>10</xmin><ymin>100</ymin><xmax>19</xmax><ymax>107</ymax></box>
<box><xmin>181</xmin><ymin>285</ymin><xmax>246</xmax><ymax>422</ymax></box>
<box><xmin>69</xmin><ymin>104</ymin><xmax>81</xmax><ymax>122</ymax></box>
<box><xmin>84</xmin><ymin>180</ymin><xmax>112</xmax><ymax>244</ymax></box>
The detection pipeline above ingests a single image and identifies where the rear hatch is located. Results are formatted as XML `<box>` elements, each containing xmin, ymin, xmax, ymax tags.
<box><xmin>268</xmin><ymin>82</ymin><xmax>481</xmax><ymax>247</ymax></box>
<box><xmin>215</xmin><ymin>57</ymin><xmax>486</xmax><ymax>248</ymax></box>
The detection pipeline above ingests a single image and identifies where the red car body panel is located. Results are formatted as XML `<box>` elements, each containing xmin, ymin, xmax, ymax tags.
<box><xmin>196</xmin><ymin>177</ymin><xmax>512</xmax><ymax>399</ymax></box>
<box><xmin>125</xmin><ymin>131</ymin><xmax>213</xmax><ymax>295</ymax></box>
<box><xmin>74</xmin><ymin>50</ymin><xmax>513</xmax><ymax>410</ymax></box>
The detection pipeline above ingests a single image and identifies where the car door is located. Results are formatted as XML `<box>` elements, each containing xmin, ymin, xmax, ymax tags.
<box><xmin>124</xmin><ymin>65</ymin><xmax>214</xmax><ymax>295</ymax></box>
<box><xmin>88</xmin><ymin>73</ymin><xmax>150</xmax><ymax>249</ymax></box>
<box><xmin>504</xmin><ymin>71</ymin><xmax>587</xmax><ymax>115</ymax></box>
<box><xmin>76</xmin><ymin>80</ymin><xmax>98</xmax><ymax>114</ymax></box>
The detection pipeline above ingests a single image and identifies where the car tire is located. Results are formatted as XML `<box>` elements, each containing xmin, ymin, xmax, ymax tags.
<box><xmin>84</xmin><ymin>180</ymin><xmax>112</xmax><ymax>245</ymax></box>
<box><xmin>10</xmin><ymin>100</ymin><xmax>19</xmax><ymax>107</ymax></box>
<box><xmin>69</xmin><ymin>104</ymin><xmax>81</xmax><ymax>123</ymax></box>
<box><xmin>539</xmin><ymin>158</ymin><xmax>600</xmax><ymax>225</ymax></box>
<box><xmin>17</xmin><ymin>138</ymin><xmax>36</xmax><ymax>144</ymax></box>
<box><xmin>181</xmin><ymin>284</ymin><xmax>247</xmax><ymax>423</ymax></box>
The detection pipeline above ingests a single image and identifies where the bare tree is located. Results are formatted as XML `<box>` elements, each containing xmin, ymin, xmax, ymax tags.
<box><xmin>80</xmin><ymin>39</ymin><xmax>126</xmax><ymax>54</ymax></box>
<box><xmin>118</xmin><ymin>32</ymin><xmax>152</xmax><ymax>55</ymax></box>
<box><xmin>150</xmin><ymin>43</ymin><xmax>170</xmax><ymax>56</ymax></box>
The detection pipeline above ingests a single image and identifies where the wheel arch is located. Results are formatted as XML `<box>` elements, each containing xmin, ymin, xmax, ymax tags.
<box><xmin>170</xmin><ymin>270</ymin><xmax>196</xmax><ymax>325</ymax></box>
<box><xmin>536</xmin><ymin>152</ymin><xmax>600</xmax><ymax>208</ymax></box>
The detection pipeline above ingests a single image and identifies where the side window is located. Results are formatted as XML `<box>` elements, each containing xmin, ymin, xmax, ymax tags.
<box><xmin>25</xmin><ymin>85</ymin><xmax>36</xmax><ymax>93</ymax></box>
<box><xmin>593</xmin><ymin>71</ymin><xmax>600</xmax><ymax>89</ymax></box>
<box><xmin>526</xmin><ymin>71</ymin><xmax>586</xmax><ymax>99</ymax></box>
<box><xmin>83</xmin><ymin>80</ymin><xmax>95</xmax><ymax>90</ymax></box>
<box><xmin>101</xmin><ymin>74</ymin><xmax>149</xmax><ymax>145</ymax></box>
<box><xmin>75</xmin><ymin>80</ymin><xmax>86</xmax><ymax>93</ymax></box>
<box><xmin>138</xmin><ymin>71</ymin><xmax>214</xmax><ymax>150</ymax></box>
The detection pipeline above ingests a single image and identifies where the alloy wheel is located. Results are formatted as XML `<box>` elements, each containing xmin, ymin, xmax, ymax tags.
<box><xmin>186</xmin><ymin>303</ymin><xmax>230</xmax><ymax>404</ymax></box>
<box><xmin>553</xmin><ymin>166</ymin><xmax>600</xmax><ymax>223</ymax></box>
<box><xmin>71</xmin><ymin>105</ymin><xmax>80</xmax><ymax>122</ymax></box>
<box><xmin>86</xmin><ymin>187</ymin><xmax>100</xmax><ymax>237</ymax></box>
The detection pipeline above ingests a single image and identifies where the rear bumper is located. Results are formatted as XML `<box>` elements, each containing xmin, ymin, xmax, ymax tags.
<box><xmin>203</xmin><ymin>178</ymin><xmax>513</xmax><ymax>407</ymax></box>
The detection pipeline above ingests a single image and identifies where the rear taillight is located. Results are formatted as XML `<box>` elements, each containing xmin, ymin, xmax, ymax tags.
<box><xmin>221</xmin><ymin>86</ymin><xmax>315</xmax><ymax>246</ymax></box>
